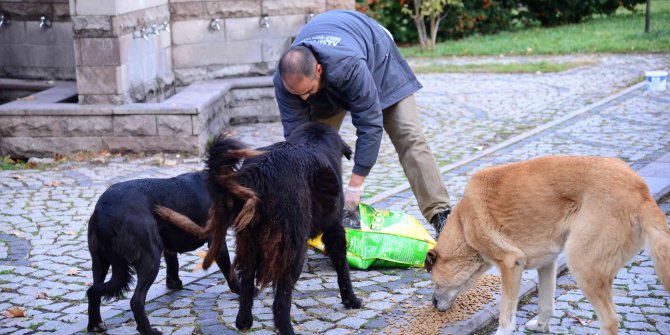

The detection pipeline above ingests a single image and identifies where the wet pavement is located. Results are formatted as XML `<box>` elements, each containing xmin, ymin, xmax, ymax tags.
<box><xmin>1</xmin><ymin>53</ymin><xmax>669</xmax><ymax>335</ymax></box>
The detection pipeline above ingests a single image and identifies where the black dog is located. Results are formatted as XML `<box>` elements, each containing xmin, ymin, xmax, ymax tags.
<box><xmin>165</xmin><ymin>122</ymin><xmax>363</xmax><ymax>335</ymax></box>
<box><xmin>86</xmin><ymin>171</ymin><xmax>239</xmax><ymax>335</ymax></box>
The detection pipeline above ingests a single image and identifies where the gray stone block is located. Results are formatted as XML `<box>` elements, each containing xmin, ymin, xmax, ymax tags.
<box><xmin>169</xmin><ymin>2</ymin><xmax>206</xmax><ymax>21</ymax></box>
<box><xmin>157</xmin><ymin>115</ymin><xmax>192</xmax><ymax>135</ymax></box>
<box><xmin>171</xmin><ymin>20</ymin><xmax>226</xmax><ymax>45</ymax></box>
<box><xmin>63</xmin><ymin>116</ymin><xmax>114</xmax><ymax>136</ymax></box>
<box><xmin>0</xmin><ymin>116</ymin><xmax>64</xmax><ymax>137</ymax></box>
<box><xmin>0</xmin><ymin>137</ymin><xmax>102</xmax><ymax>157</ymax></box>
<box><xmin>102</xmin><ymin>135</ymin><xmax>199</xmax><ymax>153</ymax></box>
<box><xmin>76</xmin><ymin>66</ymin><xmax>123</xmax><ymax>95</ymax></box>
<box><xmin>262</xmin><ymin>38</ymin><xmax>291</xmax><ymax>62</ymax></box>
<box><xmin>0</xmin><ymin>20</ymin><xmax>27</xmax><ymax>45</ymax></box>
<box><xmin>71</xmin><ymin>15</ymin><xmax>114</xmax><ymax>37</ymax></box>
<box><xmin>80</xmin><ymin>37</ymin><xmax>121</xmax><ymax>66</ymax></box>
<box><xmin>263</xmin><ymin>0</ymin><xmax>326</xmax><ymax>16</ymax></box>
<box><xmin>205</xmin><ymin>0</ymin><xmax>261</xmax><ymax>18</ymax></box>
<box><xmin>25</xmin><ymin>21</ymin><xmax>74</xmax><ymax>46</ymax></box>
<box><xmin>113</xmin><ymin>115</ymin><xmax>157</xmax><ymax>136</ymax></box>
<box><xmin>326</xmin><ymin>0</ymin><xmax>355</xmax><ymax>10</ymax></box>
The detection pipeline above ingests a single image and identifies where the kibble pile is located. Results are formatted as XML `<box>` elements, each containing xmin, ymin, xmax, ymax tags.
<box><xmin>379</xmin><ymin>274</ymin><xmax>501</xmax><ymax>335</ymax></box>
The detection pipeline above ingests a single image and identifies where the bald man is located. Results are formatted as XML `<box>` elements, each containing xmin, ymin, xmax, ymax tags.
<box><xmin>273</xmin><ymin>10</ymin><xmax>451</xmax><ymax>235</ymax></box>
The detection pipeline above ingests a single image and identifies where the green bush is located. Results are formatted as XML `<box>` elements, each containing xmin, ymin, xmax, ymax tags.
<box><xmin>517</xmin><ymin>0</ymin><xmax>647</xmax><ymax>26</ymax></box>
<box><xmin>356</xmin><ymin>0</ymin><xmax>517</xmax><ymax>43</ymax></box>
<box><xmin>440</xmin><ymin>0</ymin><xmax>517</xmax><ymax>39</ymax></box>
<box><xmin>355</xmin><ymin>0</ymin><xmax>418</xmax><ymax>44</ymax></box>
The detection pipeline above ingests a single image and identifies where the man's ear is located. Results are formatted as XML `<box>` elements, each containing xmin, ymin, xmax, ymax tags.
<box><xmin>424</xmin><ymin>249</ymin><xmax>437</xmax><ymax>273</ymax></box>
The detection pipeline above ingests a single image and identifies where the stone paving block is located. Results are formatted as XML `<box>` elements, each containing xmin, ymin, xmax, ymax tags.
<box><xmin>2</xmin><ymin>54</ymin><xmax>670</xmax><ymax>335</ymax></box>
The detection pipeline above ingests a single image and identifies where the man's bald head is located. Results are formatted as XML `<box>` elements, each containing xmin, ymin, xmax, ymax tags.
<box><xmin>279</xmin><ymin>46</ymin><xmax>318</xmax><ymax>79</ymax></box>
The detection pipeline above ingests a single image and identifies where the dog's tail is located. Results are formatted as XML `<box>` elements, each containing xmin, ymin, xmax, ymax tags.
<box><xmin>86</xmin><ymin>211</ymin><xmax>135</xmax><ymax>302</ymax></box>
<box><xmin>640</xmin><ymin>199</ymin><xmax>670</xmax><ymax>292</ymax></box>
<box><xmin>154</xmin><ymin>205</ymin><xmax>208</xmax><ymax>239</ymax></box>
<box><xmin>204</xmin><ymin>135</ymin><xmax>263</xmax><ymax>269</ymax></box>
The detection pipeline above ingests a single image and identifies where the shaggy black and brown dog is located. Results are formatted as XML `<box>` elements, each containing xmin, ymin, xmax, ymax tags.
<box><xmin>86</xmin><ymin>171</ymin><xmax>240</xmax><ymax>335</ymax></box>
<box><xmin>163</xmin><ymin>122</ymin><xmax>362</xmax><ymax>335</ymax></box>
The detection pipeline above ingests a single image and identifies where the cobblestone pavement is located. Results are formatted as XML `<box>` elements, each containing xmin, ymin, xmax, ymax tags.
<box><xmin>500</xmin><ymin>196</ymin><xmax>670</xmax><ymax>335</ymax></box>
<box><xmin>0</xmin><ymin>53</ymin><xmax>669</xmax><ymax>335</ymax></box>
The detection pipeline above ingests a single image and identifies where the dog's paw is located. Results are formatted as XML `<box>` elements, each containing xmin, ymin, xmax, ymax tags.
<box><xmin>342</xmin><ymin>296</ymin><xmax>363</xmax><ymax>309</ymax></box>
<box><xmin>236</xmin><ymin>313</ymin><xmax>253</xmax><ymax>330</ymax></box>
<box><xmin>87</xmin><ymin>321</ymin><xmax>107</xmax><ymax>332</ymax></box>
<box><xmin>166</xmin><ymin>277</ymin><xmax>183</xmax><ymax>290</ymax></box>
<box><xmin>525</xmin><ymin>318</ymin><xmax>550</xmax><ymax>333</ymax></box>
<box><xmin>138</xmin><ymin>327</ymin><xmax>163</xmax><ymax>335</ymax></box>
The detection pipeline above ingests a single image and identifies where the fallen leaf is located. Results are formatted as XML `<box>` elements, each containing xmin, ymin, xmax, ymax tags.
<box><xmin>45</xmin><ymin>181</ymin><xmax>62</xmax><ymax>187</ymax></box>
<box><xmin>36</xmin><ymin>292</ymin><xmax>48</xmax><ymax>299</ymax></box>
<box><xmin>12</xmin><ymin>175</ymin><xmax>28</xmax><ymax>180</ymax></box>
<box><xmin>568</xmin><ymin>313</ymin><xmax>592</xmax><ymax>326</ymax></box>
<box><xmin>54</xmin><ymin>153</ymin><xmax>64</xmax><ymax>161</ymax></box>
<box><xmin>10</xmin><ymin>231</ymin><xmax>24</xmax><ymax>238</ymax></box>
<box><xmin>2</xmin><ymin>306</ymin><xmax>26</xmax><ymax>318</ymax></box>
<box><xmin>66</xmin><ymin>268</ymin><xmax>80</xmax><ymax>276</ymax></box>
<box><xmin>196</xmin><ymin>250</ymin><xmax>208</xmax><ymax>259</ymax></box>
<box><xmin>192</xmin><ymin>262</ymin><xmax>203</xmax><ymax>272</ymax></box>
<box><xmin>63</xmin><ymin>231</ymin><xmax>77</xmax><ymax>235</ymax></box>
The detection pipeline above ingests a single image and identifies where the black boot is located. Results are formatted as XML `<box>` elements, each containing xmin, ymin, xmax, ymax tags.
<box><xmin>430</xmin><ymin>208</ymin><xmax>451</xmax><ymax>236</ymax></box>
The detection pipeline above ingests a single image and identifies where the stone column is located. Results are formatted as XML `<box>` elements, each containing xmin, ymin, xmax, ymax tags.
<box><xmin>71</xmin><ymin>0</ymin><xmax>174</xmax><ymax>104</ymax></box>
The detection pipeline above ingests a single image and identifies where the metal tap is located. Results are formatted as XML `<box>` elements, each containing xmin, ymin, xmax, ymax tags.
<box><xmin>0</xmin><ymin>14</ymin><xmax>10</xmax><ymax>28</ymax></box>
<box><xmin>133</xmin><ymin>26</ymin><xmax>149</xmax><ymax>40</ymax></box>
<box><xmin>149</xmin><ymin>24</ymin><xmax>160</xmax><ymax>36</ymax></box>
<box><xmin>160</xmin><ymin>21</ymin><xmax>170</xmax><ymax>32</ymax></box>
<box><xmin>209</xmin><ymin>19</ymin><xmax>221</xmax><ymax>31</ymax></box>
<box><xmin>259</xmin><ymin>15</ymin><xmax>270</xmax><ymax>29</ymax></box>
<box><xmin>305</xmin><ymin>12</ymin><xmax>315</xmax><ymax>24</ymax></box>
<box><xmin>39</xmin><ymin>15</ymin><xmax>52</xmax><ymax>29</ymax></box>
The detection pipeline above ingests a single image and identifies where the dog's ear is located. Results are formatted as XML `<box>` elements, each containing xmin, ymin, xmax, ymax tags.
<box><xmin>424</xmin><ymin>249</ymin><xmax>437</xmax><ymax>273</ymax></box>
<box><xmin>341</xmin><ymin>140</ymin><xmax>352</xmax><ymax>160</ymax></box>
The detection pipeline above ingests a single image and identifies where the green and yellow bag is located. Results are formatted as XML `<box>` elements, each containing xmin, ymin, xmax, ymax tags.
<box><xmin>308</xmin><ymin>203</ymin><xmax>436</xmax><ymax>270</ymax></box>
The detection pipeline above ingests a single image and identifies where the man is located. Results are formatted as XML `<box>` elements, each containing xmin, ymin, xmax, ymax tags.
<box><xmin>273</xmin><ymin>9</ymin><xmax>451</xmax><ymax>234</ymax></box>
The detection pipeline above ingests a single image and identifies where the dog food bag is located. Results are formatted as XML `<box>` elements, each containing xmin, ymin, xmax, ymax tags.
<box><xmin>309</xmin><ymin>203</ymin><xmax>436</xmax><ymax>269</ymax></box>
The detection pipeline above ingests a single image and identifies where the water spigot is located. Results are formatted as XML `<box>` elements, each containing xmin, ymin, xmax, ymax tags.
<box><xmin>0</xmin><ymin>14</ymin><xmax>10</xmax><ymax>28</ymax></box>
<box><xmin>210</xmin><ymin>19</ymin><xmax>221</xmax><ymax>31</ymax></box>
<box><xmin>39</xmin><ymin>15</ymin><xmax>52</xmax><ymax>29</ymax></box>
<box><xmin>259</xmin><ymin>15</ymin><xmax>270</xmax><ymax>29</ymax></box>
<box><xmin>160</xmin><ymin>21</ymin><xmax>170</xmax><ymax>32</ymax></box>
<box><xmin>150</xmin><ymin>24</ymin><xmax>160</xmax><ymax>36</ymax></box>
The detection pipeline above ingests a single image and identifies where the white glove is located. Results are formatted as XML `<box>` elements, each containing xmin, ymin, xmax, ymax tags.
<box><xmin>344</xmin><ymin>185</ymin><xmax>363</xmax><ymax>211</ymax></box>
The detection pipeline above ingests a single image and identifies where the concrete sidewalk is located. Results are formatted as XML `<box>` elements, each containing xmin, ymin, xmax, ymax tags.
<box><xmin>0</xmin><ymin>53</ymin><xmax>669</xmax><ymax>335</ymax></box>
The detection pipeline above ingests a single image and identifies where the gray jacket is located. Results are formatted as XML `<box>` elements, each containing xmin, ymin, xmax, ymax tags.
<box><xmin>273</xmin><ymin>10</ymin><xmax>422</xmax><ymax>176</ymax></box>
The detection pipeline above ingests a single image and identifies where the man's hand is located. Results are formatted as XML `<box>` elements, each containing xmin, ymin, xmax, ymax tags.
<box><xmin>344</xmin><ymin>185</ymin><xmax>363</xmax><ymax>211</ymax></box>
<box><xmin>344</xmin><ymin>174</ymin><xmax>366</xmax><ymax>211</ymax></box>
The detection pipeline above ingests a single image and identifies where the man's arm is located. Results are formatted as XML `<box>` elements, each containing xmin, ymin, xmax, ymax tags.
<box><xmin>340</xmin><ymin>59</ymin><xmax>384</xmax><ymax>178</ymax></box>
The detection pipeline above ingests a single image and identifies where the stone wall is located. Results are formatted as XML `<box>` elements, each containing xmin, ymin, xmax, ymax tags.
<box><xmin>0</xmin><ymin>76</ymin><xmax>278</xmax><ymax>158</ymax></box>
<box><xmin>170</xmin><ymin>0</ymin><xmax>354</xmax><ymax>85</ymax></box>
<box><xmin>71</xmin><ymin>0</ymin><xmax>175</xmax><ymax>105</ymax></box>
<box><xmin>0</xmin><ymin>0</ymin><xmax>75</xmax><ymax>80</ymax></box>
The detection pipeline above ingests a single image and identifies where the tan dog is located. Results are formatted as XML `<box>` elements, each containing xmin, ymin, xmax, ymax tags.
<box><xmin>424</xmin><ymin>156</ymin><xmax>670</xmax><ymax>335</ymax></box>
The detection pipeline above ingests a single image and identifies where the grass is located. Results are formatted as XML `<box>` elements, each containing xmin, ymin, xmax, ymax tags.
<box><xmin>401</xmin><ymin>1</ymin><xmax>670</xmax><ymax>58</ymax></box>
<box><xmin>412</xmin><ymin>59</ymin><xmax>596</xmax><ymax>74</ymax></box>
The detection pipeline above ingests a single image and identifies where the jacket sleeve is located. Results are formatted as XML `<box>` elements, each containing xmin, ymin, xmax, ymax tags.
<box><xmin>340</xmin><ymin>59</ymin><xmax>383</xmax><ymax>177</ymax></box>
<box><xmin>273</xmin><ymin>73</ymin><xmax>310</xmax><ymax>139</ymax></box>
